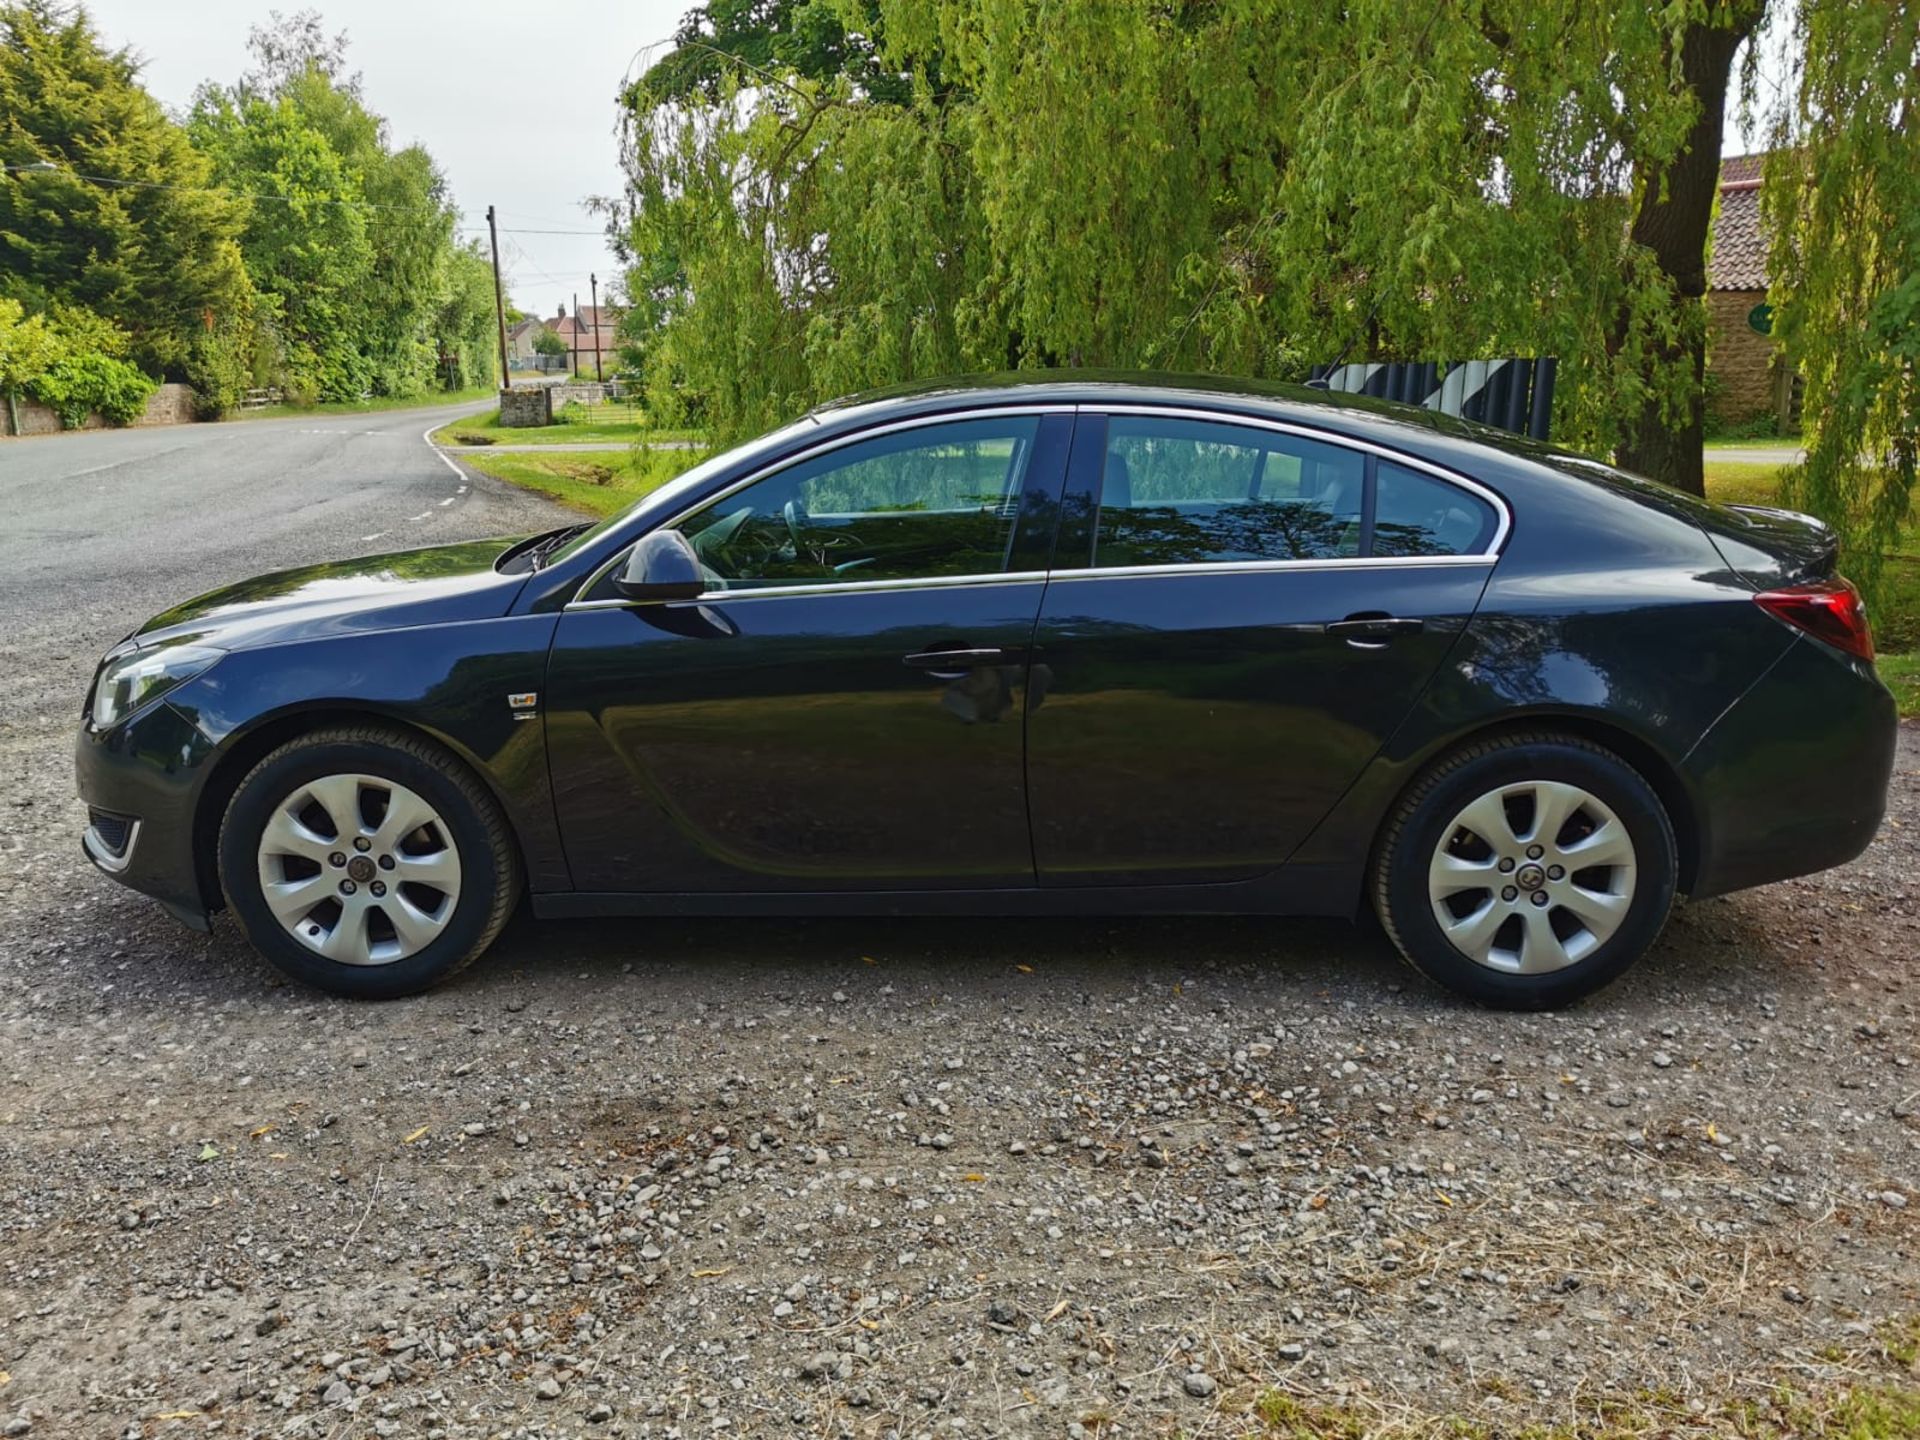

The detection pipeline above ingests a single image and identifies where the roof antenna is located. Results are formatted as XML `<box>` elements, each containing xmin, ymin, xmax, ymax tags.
<box><xmin>1311</xmin><ymin>297</ymin><xmax>1381</xmax><ymax>390</ymax></box>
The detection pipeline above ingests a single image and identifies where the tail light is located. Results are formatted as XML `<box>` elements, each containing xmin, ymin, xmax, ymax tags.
<box><xmin>1754</xmin><ymin>577</ymin><xmax>1875</xmax><ymax>661</ymax></box>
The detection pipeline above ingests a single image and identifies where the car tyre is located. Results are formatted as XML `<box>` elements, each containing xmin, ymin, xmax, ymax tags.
<box><xmin>1370</xmin><ymin>732</ymin><xmax>1677</xmax><ymax>1009</ymax></box>
<box><xmin>218</xmin><ymin>725</ymin><xmax>520</xmax><ymax>999</ymax></box>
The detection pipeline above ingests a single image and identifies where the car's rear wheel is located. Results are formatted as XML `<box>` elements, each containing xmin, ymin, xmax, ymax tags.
<box><xmin>1370</xmin><ymin>732</ymin><xmax>1677</xmax><ymax>1009</ymax></box>
<box><xmin>218</xmin><ymin>725</ymin><xmax>519</xmax><ymax>998</ymax></box>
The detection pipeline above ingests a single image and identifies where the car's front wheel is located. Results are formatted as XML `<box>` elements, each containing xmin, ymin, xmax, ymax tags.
<box><xmin>1371</xmin><ymin>732</ymin><xmax>1677</xmax><ymax>1009</ymax></box>
<box><xmin>218</xmin><ymin>725</ymin><xmax>519</xmax><ymax>998</ymax></box>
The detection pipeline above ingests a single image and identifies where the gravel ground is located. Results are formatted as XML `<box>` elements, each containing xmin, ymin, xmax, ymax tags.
<box><xmin>1</xmin><ymin>411</ymin><xmax>1917</xmax><ymax>1438</ymax></box>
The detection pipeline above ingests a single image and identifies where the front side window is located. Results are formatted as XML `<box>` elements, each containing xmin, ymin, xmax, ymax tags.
<box><xmin>676</xmin><ymin>417</ymin><xmax>1039</xmax><ymax>590</ymax></box>
<box><xmin>1091</xmin><ymin>416</ymin><xmax>1495</xmax><ymax>567</ymax></box>
<box><xmin>1095</xmin><ymin>417</ymin><xmax>1366</xmax><ymax>567</ymax></box>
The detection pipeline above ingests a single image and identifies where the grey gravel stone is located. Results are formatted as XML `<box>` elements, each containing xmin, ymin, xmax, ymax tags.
<box><xmin>1182</xmin><ymin>1372</ymin><xmax>1217</xmax><ymax>1397</ymax></box>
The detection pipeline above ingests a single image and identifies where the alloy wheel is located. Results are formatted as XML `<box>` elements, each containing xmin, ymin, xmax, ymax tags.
<box><xmin>254</xmin><ymin>773</ymin><xmax>462</xmax><ymax>966</ymax></box>
<box><xmin>1426</xmin><ymin>779</ymin><xmax>1637</xmax><ymax>974</ymax></box>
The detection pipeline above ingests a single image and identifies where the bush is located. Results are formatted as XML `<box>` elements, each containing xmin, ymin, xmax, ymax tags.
<box><xmin>28</xmin><ymin>353</ymin><xmax>158</xmax><ymax>428</ymax></box>
<box><xmin>186</xmin><ymin>322</ymin><xmax>254</xmax><ymax>419</ymax></box>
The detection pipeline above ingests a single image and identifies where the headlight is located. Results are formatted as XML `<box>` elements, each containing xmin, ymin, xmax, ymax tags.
<box><xmin>90</xmin><ymin>642</ymin><xmax>225</xmax><ymax>730</ymax></box>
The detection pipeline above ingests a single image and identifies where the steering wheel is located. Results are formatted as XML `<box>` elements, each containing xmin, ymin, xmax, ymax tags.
<box><xmin>782</xmin><ymin>497</ymin><xmax>811</xmax><ymax>552</ymax></box>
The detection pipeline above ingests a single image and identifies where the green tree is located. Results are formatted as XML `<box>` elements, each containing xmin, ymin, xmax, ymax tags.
<box><xmin>0</xmin><ymin>0</ymin><xmax>250</xmax><ymax>376</ymax></box>
<box><xmin>434</xmin><ymin>243</ymin><xmax>500</xmax><ymax>390</ymax></box>
<box><xmin>0</xmin><ymin>295</ymin><xmax>56</xmax><ymax>428</ymax></box>
<box><xmin>1764</xmin><ymin>0</ymin><xmax>1920</xmax><ymax>601</ymax></box>
<box><xmin>615</xmin><ymin>0</ymin><xmax>1918</xmax><ymax>559</ymax></box>
<box><xmin>532</xmin><ymin>326</ymin><xmax>566</xmax><ymax>358</ymax></box>
<box><xmin>188</xmin><ymin>9</ymin><xmax>470</xmax><ymax>401</ymax></box>
<box><xmin>189</xmin><ymin>82</ymin><xmax>376</xmax><ymax>400</ymax></box>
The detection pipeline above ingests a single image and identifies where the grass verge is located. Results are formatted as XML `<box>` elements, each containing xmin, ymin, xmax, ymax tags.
<box><xmin>451</xmin><ymin>446</ymin><xmax>708</xmax><ymax>518</ymax></box>
<box><xmin>1703</xmin><ymin>457</ymin><xmax>1920</xmax><ymax>709</ymax></box>
<box><xmin>431</xmin><ymin>405</ymin><xmax>700</xmax><ymax>449</ymax></box>
<box><xmin>239</xmin><ymin>385</ymin><xmax>496</xmax><ymax>421</ymax></box>
<box><xmin>1225</xmin><ymin>1318</ymin><xmax>1920</xmax><ymax>1438</ymax></box>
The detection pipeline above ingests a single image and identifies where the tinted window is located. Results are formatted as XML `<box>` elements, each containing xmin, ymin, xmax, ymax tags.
<box><xmin>675</xmin><ymin>417</ymin><xmax>1038</xmax><ymax>589</ymax></box>
<box><xmin>1094</xmin><ymin>417</ymin><xmax>1366</xmax><ymax>566</ymax></box>
<box><xmin>1373</xmin><ymin>460</ymin><xmax>1497</xmax><ymax>556</ymax></box>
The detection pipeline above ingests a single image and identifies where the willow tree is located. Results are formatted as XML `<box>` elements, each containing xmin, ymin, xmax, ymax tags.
<box><xmin>617</xmin><ymin>0</ymin><xmax>1919</xmax><ymax>567</ymax></box>
<box><xmin>1762</xmin><ymin>0</ymin><xmax>1919</xmax><ymax>600</ymax></box>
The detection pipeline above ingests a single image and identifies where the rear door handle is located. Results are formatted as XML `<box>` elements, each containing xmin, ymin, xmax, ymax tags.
<box><xmin>904</xmin><ymin>647</ymin><xmax>1007</xmax><ymax>678</ymax></box>
<box><xmin>1325</xmin><ymin>615</ymin><xmax>1424</xmax><ymax>647</ymax></box>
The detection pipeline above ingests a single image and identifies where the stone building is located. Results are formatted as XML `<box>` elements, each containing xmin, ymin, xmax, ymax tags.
<box><xmin>1706</xmin><ymin>153</ymin><xmax>1795</xmax><ymax>430</ymax></box>
<box><xmin>546</xmin><ymin>303</ymin><xmax>617</xmax><ymax>379</ymax></box>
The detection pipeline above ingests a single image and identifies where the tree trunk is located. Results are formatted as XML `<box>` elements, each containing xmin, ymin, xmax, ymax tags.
<box><xmin>1614</xmin><ymin>4</ymin><xmax>1763</xmax><ymax>497</ymax></box>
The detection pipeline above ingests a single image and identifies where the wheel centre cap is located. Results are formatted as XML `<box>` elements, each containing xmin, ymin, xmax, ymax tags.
<box><xmin>1515</xmin><ymin>862</ymin><xmax>1546</xmax><ymax>890</ymax></box>
<box><xmin>346</xmin><ymin>855</ymin><xmax>376</xmax><ymax>883</ymax></box>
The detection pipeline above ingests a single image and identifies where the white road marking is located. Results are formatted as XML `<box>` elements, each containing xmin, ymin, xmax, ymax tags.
<box><xmin>407</xmin><ymin>511</ymin><xmax>431</xmax><ymax>522</ymax></box>
<box><xmin>438</xmin><ymin>496</ymin><xmax>456</xmax><ymax>506</ymax></box>
<box><xmin>421</xmin><ymin>421</ymin><xmax>468</xmax><ymax>480</ymax></box>
<box><xmin>360</xmin><ymin>532</ymin><xmax>386</xmax><ymax>542</ymax></box>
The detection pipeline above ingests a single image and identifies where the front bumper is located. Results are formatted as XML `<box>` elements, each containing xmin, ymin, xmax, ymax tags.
<box><xmin>1682</xmin><ymin>634</ymin><xmax>1899</xmax><ymax>898</ymax></box>
<box><xmin>74</xmin><ymin>700</ymin><xmax>221</xmax><ymax>923</ymax></box>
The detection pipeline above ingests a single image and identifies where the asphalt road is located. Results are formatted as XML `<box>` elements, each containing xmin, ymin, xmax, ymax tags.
<box><xmin>3</xmin><ymin>401</ymin><xmax>568</xmax><ymax>790</ymax></box>
<box><xmin>2</xmin><ymin>400</ymin><xmax>560</xmax><ymax>695</ymax></box>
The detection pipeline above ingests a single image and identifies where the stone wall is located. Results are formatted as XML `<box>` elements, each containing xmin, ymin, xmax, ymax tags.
<box><xmin>4</xmin><ymin>382</ymin><xmax>199</xmax><ymax>437</ymax></box>
<box><xmin>497</xmin><ymin>386</ymin><xmax>553</xmax><ymax>427</ymax></box>
<box><xmin>1706</xmin><ymin>289</ymin><xmax>1778</xmax><ymax>425</ymax></box>
<box><xmin>550</xmin><ymin>382</ymin><xmax>612</xmax><ymax>407</ymax></box>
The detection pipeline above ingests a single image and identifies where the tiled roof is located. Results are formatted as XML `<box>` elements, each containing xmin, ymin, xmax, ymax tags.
<box><xmin>1709</xmin><ymin>154</ymin><xmax>1770</xmax><ymax>292</ymax></box>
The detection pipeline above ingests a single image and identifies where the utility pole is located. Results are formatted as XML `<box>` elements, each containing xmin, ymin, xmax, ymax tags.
<box><xmin>589</xmin><ymin>272</ymin><xmax>604</xmax><ymax>382</ymax></box>
<box><xmin>486</xmin><ymin>205</ymin><xmax>510</xmax><ymax>389</ymax></box>
<box><xmin>572</xmin><ymin>292</ymin><xmax>581</xmax><ymax>378</ymax></box>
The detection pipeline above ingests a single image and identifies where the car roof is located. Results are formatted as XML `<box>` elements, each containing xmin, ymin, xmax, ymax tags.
<box><xmin>812</xmin><ymin>368</ymin><xmax>1726</xmax><ymax>511</ymax></box>
<box><xmin>806</xmin><ymin>368</ymin><xmax>1554</xmax><ymax>466</ymax></box>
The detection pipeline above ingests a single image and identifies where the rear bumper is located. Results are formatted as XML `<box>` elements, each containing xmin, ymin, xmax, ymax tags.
<box><xmin>73</xmin><ymin>700</ymin><xmax>220</xmax><ymax>922</ymax></box>
<box><xmin>1682</xmin><ymin>635</ymin><xmax>1898</xmax><ymax>898</ymax></box>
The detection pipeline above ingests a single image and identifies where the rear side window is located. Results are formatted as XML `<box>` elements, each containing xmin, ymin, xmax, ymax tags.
<box><xmin>1092</xmin><ymin>417</ymin><xmax>1495</xmax><ymax>567</ymax></box>
<box><xmin>1096</xmin><ymin>418</ymin><xmax>1366</xmax><ymax>566</ymax></box>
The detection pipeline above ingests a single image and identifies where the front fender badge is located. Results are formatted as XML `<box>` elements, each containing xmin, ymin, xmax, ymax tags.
<box><xmin>507</xmin><ymin>692</ymin><xmax>539</xmax><ymax>721</ymax></box>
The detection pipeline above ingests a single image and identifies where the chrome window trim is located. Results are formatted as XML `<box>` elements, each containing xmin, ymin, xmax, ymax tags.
<box><xmin>567</xmin><ymin>570</ymin><xmax>1051</xmax><ymax>609</ymax></box>
<box><xmin>564</xmin><ymin>399</ymin><xmax>1512</xmax><ymax>611</ymax></box>
<box><xmin>1046</xmin><ymin>554</ymin><xmax>1496</xmax><ymax>583</ymax></box>
<box><xmin>569</xmin><ymin>406</ymin><xmax>1066</xmax><ymax>606</ymax></box>
<box><xmin>1092</xmin><ymin>402</ymin><xmax>1513</xmax><ymax>557</ymax></box>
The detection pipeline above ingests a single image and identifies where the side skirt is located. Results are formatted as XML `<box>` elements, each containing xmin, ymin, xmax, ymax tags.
<box><xmin>529</xmin><ymin>863</ymin><xmax>1365</xmax><ymax>921</ymax></box>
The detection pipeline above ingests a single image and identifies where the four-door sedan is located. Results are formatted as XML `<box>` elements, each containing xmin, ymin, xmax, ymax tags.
<box><xmin>76</xmin><ymin>374</ymin><xmax>1897</xmax><ymax>1007</ymax></box>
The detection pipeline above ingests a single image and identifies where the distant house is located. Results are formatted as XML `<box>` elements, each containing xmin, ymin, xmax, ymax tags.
<box><xmin>1707</xmin><ymin>153</ymin><xmax>1794</xmax><ymax>429</ymax></box>
<box><xmin>546</xmin><ymin>303</ymin><xmax>618</xmax><ymax>379</ymax></box>
<box><xmin>506</xmin><ymin>317</ymin><xmax>551</xmax><ymax>368</ymax></box>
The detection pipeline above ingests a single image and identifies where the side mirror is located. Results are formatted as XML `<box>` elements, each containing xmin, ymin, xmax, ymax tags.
<box><xmin>614</xmin><ymin>530</ymin><xmax>705</xmax><ymax>601</ymax></box>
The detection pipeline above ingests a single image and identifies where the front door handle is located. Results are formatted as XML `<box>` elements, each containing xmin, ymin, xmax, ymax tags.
<box><xmin>1325</xmin><ymin>614</ymin><xmax>1424</xmax><ymax>648</ymax></box>
<box><xmin>904</xmin><ymin>647</ymin><xmax>1007</xmax><ymax>678</ymax></box>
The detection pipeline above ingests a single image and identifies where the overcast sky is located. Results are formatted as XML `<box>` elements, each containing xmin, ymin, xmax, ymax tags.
<box><xmin>85</xmin><ymin>0</ymin><xmax>689</xmax><ymax>321</ymax></box>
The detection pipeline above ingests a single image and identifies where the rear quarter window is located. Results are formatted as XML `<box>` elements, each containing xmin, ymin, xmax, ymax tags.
<box><xmin>1373</xmin><ymin>460</ymin><xmax>1498</xmax><ymax>556</ymax></box>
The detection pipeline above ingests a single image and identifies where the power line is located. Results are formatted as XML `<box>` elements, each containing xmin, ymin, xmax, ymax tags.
<box><xmin>4</xmin><ymin>163</ymin><xmax>609</xmax><ymax>234</ymax></box>
<box><xmin>456</xmin><ymin>225</ymin><xmax>607</xmax><ymax>237</ymax></box>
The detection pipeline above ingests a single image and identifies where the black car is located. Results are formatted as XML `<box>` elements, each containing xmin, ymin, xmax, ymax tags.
<box><xmin>76</xmin><ymin>374</ymin><xmax>1897</xmax><ymax>1007</ymax></box>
